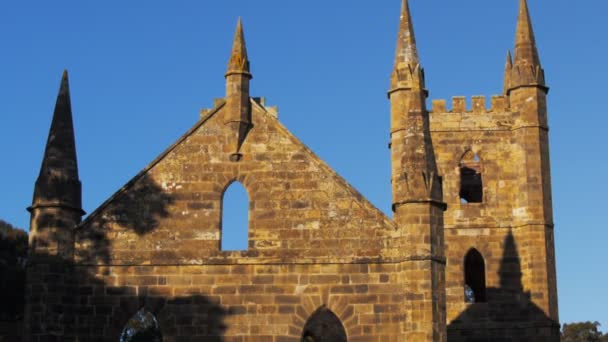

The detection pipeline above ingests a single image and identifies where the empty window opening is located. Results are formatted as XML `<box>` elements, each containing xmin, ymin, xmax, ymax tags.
<box><xmin>301</xmin><ymin>307</ymin><xmax>347</xmax><ymax>342</ymax></box>
<box><xmin>464</xmin><ymin>249</ymin><xmax>487</xmax><ymax>303</ymax></box>
<box><xmin>221</xmin><ymin>182</ymin><xmax>250</xmax><ymax>251</ymax></box>
<box><xmin>459</xmin><ymin>151</ymin><xmax>483</xmax><ymax>204</ymax></box>
<box><xmin>120</xmin><ymin>308</ymin><xmax>162</xmax><ymax>342</ymax></box>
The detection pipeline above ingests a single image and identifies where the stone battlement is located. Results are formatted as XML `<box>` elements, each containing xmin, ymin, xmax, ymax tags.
<box><xmin>430</xmin><ymin>95</ymin><xmax>509</xmax><ymax>114</ymax></box>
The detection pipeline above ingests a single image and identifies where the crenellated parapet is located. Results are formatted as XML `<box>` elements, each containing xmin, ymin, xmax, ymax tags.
<box><xmin>429</xmin><ymin>95</ymin><xmax>517</xmax><ymax>132</ymax></box>
<box><xmin>431</xmin><ymin>95</ymin><xmax>509</xmax><ymax>114</ymax></box>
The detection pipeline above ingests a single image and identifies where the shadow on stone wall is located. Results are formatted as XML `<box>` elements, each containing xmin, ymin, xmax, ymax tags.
<box><xmin>447</xmin><ymin>231</ymin><xmax>560</xmax><ymax>342</ymax></box>
<box><xmin>26</xmin><ymin>174</ymin><xmax>232</xmax><ymax>341</ymax></box>
<box><xmin>75</xmin><ymin>173</ymin><xmax>177</xmax><ymax>265</ymax></box>
<box><xmin>0</xmin><ymin>222</ymin><xmax>27</xmax><ymax>339</ymax></box>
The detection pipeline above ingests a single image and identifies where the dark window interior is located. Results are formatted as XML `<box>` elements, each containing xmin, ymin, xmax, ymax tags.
<box><xmin>464</xmin><ymin>249</ymin><xmax>487</xmax><ymax>303</ymax></box>
<box><xmin>459</xmin><ymin>151</ymin><xmax>483</xmax><ymax>204</ymax></box>
<box><xmin>460</xmin><ymin>166</ymin><xmax>483</xmax><ymax>203</ymax></box>
<box><xmin>302</xmin><ymin>307</ymin><xmax>347</xmax><ymax>342</ymax></box>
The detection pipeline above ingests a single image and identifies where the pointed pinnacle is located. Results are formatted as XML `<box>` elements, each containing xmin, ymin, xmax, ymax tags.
<box><xmin>226</xmin><ymin>17</ymin><xmax>251</xmax><ymax>76</ymax></box>
<box><xmin>394</xmin><ymin>0</ymin><xmax>419</xmax><ymax>67</ymax></box>
<box><xmin>31</xmin><ymin>70</ymin><xmax>84</xmax><ymax>214</ymax></box>
<box><xmin>59</xmin><ymin>69</ymin><xmax>70</xmax><ymax>96</ymax></box>
<box><xmin>39</xmin><ymin>70</ymin><xmax>78</xmax><ymax>180</ymax></box>
<box><xmin>514</xmin><ymin>0</ymin><xmax>540</xmax><ymax>66</ymax></box>
<box><xmin>504</xmin><ymin>50</ymin><xmax>513</xmax><ymax>93</ymax></box>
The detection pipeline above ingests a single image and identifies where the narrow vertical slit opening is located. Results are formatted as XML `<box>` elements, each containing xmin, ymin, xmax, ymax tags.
<box><xmin>464</xmin><ymin>248</ymin><xmax>487</xmax><ymax>303</ymax></box>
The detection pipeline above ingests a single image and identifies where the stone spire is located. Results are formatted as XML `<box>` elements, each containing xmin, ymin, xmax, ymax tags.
<box><xmin>514</xmin><ymin>0</ymin><xmax>540</xmax><ymax>66</ymax></box>
<box><xmin>28</xmin><ymin>70</ymin><xmax>84</xmax><ymax>261</ymax></box>
<box><xmin>226</xmin><ymin>17</ymin><xmax>251</xmax><ymax>77</ymax></box>
<box><xmin>390</xmin><ymin>0</ymin><xmax>425</xmax><ymax>93</ymax></box>
<box><xmin>388</xmin><ymin>0</ymin><xmax>441</xmax><ymax>207</ymax></box>
<box><xmin>504</xmin><ymin>0</ymin><xmax>546</xmax><ymax>94</ymax></box>
<box><xmin>394</xmin><ymin>0</ymin><xmax>419</xmax><ymax>68</ymax></box>
<box><xmin>30</xmin><ymin>70</ymin><xmax>83</xmax><ymax>213</ymax></box>
<box><xmin>224</xmin><ymin>18</ymin><xmax>252</xmax><ymax>161</ymax></box>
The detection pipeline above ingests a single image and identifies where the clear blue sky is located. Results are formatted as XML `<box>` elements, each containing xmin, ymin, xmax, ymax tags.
<box><xmin>0</xmin><ymin>0</ymin><xmax>606</xmax><ymax>331</ymax></box>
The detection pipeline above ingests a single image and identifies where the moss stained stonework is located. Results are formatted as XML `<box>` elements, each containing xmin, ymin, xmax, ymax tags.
<box><xmin>22</xmin><ymin>0</ymin><xmax>559</xmax><ymax>341</ymax></box>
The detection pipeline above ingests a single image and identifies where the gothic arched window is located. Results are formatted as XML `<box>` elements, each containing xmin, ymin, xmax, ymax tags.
<box><xmin>464</xmin><ymin>249</ymin><xmax>487</xmax><ymax>303</ymax></box>
<box><xmin>301</xmin><ymin>307</ymin><xmax>347</xmax><ymax>342</ymax></box>
<box><xmin>119</xmin><ymin>308</ymin><xmax>162</xmax><ymax>342</ymax></box>
<box><xmin>459</xmin><ymin>150</ymin><xmax>483</xmax><ymax>204</ymax></box>
<box><xmin>221</xmin><ymin>181</ymin><xmax>250</xmax><ymax>251</ymax></box>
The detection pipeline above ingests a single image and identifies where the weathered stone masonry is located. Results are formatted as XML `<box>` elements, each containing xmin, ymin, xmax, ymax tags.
<box><xmin>22</xmin><ymin>0</ymin><xmax>559</xmax><ymax>341</ymax></box>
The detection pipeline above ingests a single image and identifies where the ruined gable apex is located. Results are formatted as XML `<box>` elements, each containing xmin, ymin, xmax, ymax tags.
<box><xmin>75</xmin><ymin>96</ymin><xmax>395</xmax><ymax>265</ymax></box>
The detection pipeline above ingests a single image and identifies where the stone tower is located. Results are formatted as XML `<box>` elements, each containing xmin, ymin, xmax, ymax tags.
<box><xmin>426</xmin><ymin>0</ymin><xmax>560</xmax><ymax>340</ymax></box>
<box><xmin>25</xmin><ymin>71</ymin><xmax>85</xmax><ymax>340</ymax></box>
<box><xmin>388</xmin><ymin>0</ymin><xmax>447</xmax><ymax>340</ymax></box>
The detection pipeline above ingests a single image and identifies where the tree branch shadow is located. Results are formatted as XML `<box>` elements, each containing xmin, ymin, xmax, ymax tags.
<box><xmin>24</xmin><ymin>174</ymin><xmax>232</xmax><ymax>341</ymax></box>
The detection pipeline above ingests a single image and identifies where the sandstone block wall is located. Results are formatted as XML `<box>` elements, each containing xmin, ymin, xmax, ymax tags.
<box><xmin>67</xmin><ymin>263</ymin><xmax>416</xmax><ymax>341</ymax></box>
<box><xmin>67</xmin><ymin>99</ymin><xmax>435</xmax><ymax>341</ymax></box>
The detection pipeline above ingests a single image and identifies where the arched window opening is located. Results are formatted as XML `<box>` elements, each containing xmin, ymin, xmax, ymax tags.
<box><xmin>119</xmin><ymin>308</ymin><xmax>162</xmax><ymax>342</ymax></box>
<box><xmin>459</xmin><ymin>151</ymin><xmax>483</xmax><ymax>204</ymax></box>
<box><xmin>221</xmin><ymin>181</ymin><xmax>250</xmax><ymax>251</ymax></box>
<box><xmin>301</xmin><ymin>307</ymin><xmax>347</xmax><ymax>342</ymax></box>
<box><xmin>464</xmin><ymin>249</ymin><xmax>487</xmax><ymax>303</ymax></box>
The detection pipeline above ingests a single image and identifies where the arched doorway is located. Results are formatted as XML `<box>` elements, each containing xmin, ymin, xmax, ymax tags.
<box><xmin>301</xmin><ymin>307</ymin><xmax>347</xmax><ymax>342</ymax></box>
